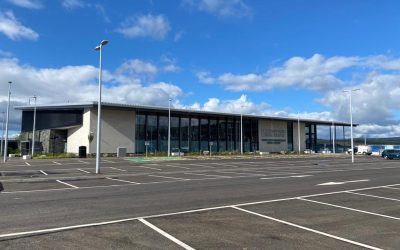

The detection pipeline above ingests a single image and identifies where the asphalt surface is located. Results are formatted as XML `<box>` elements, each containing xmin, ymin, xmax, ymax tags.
<box><xmin>0</xmin><ymin>155</ymin><xmax>399</xmax><ymax>249</ymax></box>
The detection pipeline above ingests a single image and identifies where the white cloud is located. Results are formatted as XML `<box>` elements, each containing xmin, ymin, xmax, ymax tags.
<box><xmin>6</xmin><ymin>0</ymin><xmax>43</xmax><ymax>9</ymax></box>
<box><xmin>201</xmin><ymin>54</ymin><xmax>359</xmax><ymax>91</ymax></box>
<box><xmin>116</xmin><ymin>14</ymin><xmax>171</xmax><ymax>40</ymax></box>
<box><xmin>116</xmin><ymin>59</ymin><xmax>158</xmax><ymax>76</ymax></box>
<box><xmin>183</xmin><ymin>0</ymin><xmax>252</xmax><ymax>18</ymax></box>
<box><xmin>0</xmin><ymin>10</ymin><xmax>39</xmax><ymax>40</ymax></box>
<box><xmin>0</xmin><ymin>56</ymin><xmax>184</xmax><ymax>131</ymax></box>
<box><xmin>61</xmin><ymin>0</ymin><xmax>85</xmax><ymax>9</ymax></box>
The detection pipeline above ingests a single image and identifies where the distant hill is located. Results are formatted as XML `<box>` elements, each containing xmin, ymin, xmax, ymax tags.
<box><xmin>355</xmin><ymin>137</ymin><xmax>400</xmax><ymax>145</ymax></box>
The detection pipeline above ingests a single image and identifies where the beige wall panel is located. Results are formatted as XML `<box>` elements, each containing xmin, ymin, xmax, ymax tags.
<box><xmin>258</xmin><ymin>120</ymin><xmax>288</xmax><ymax>152</ymax></box>
<box><xmin>67</xmin><ymin>109</ymin><xmax>91</xmax><ymax>154</ymax></box>
<box><xmin>293</xmin><ymin>122</ymin><xmax>306</xmax><ymax>152</ymax></box>
<box><xmin>89</xmin><ymin>109</ymin><xmax>135</xmax><ymax>154</ymax></box>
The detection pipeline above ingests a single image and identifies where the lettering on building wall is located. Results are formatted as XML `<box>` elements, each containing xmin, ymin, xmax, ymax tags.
<box><xmin>261</xmin><ymin>128</ymin><xmax>286</xmax><ymax>145</ymax></box>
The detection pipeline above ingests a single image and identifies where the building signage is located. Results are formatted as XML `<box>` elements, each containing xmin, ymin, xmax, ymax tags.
<box><xmin>261</xmin><ymin>128</ymin><xmax>286</xmax><ymax>145</ymax></box>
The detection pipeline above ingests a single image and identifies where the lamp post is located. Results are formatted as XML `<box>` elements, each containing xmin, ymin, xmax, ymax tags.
<box><xmin>94</xmin><ymin>40</ymin><xmax>108</xmax><ymax>174</ymax></box>
<box><xmin>29</xmin><ymin>95</ymin><xmax>37</xmax><ymax>157</ymax></box>
<box><xmin>0</xmin><ymin>111</ymin><xmax>5</xmax><ymax>157</ymax></box>
<box><xmin>343</xmin><ymin>88</ymin><xmax>360</xmax><ymax>163</ymax></box>
<box><xmin>297</xmin><ymin>113</ymin><xmax>301</xmax><ymax>154</ymax></box>
<box><xmin>332</xmin><ymin>121</ymin><xmax>336</xmax><ymax>154</ymax></box>
<box><xmin>3</xmin><ymin>81</ymin><xmax>11</xmax><ymax>163</ymax></box>
<box><xmin>168</xmin><ymin>98</ymin><xmax>172</xmax><ymax>157</ymax></box>
<box><xmin>240</xmin><ymin>107</ymin><xmax>243</xmax><ymax>155</ymax></box>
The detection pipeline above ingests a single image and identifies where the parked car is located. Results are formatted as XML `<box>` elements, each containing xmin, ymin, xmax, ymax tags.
<box><xmin>381</xmin><ymin>149</ymin><xmax>400</xmax><ymax>160</ymax></box>
<box><xmin>347</xmin><ymin>145</ymin><xmax>372</xmax><ymax>155</ymax></box>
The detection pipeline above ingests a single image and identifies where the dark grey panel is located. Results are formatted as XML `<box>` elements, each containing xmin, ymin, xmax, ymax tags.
<box><xmin>21</xmin><ymin>110</ymin><xmax>83</xmax><ymax>132</ymax></box>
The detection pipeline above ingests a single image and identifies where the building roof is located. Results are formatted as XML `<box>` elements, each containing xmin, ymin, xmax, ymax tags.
<box><xmin>15</xmin><ymin>101</ymin><xmax>355</xmax><ymax>126</ymax></box>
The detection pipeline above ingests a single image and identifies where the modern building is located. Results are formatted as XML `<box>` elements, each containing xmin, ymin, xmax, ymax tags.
<box><xmin>16</xmin><ymin>102</ymin><xmax>353</xmax><ymax>155</ymax></box>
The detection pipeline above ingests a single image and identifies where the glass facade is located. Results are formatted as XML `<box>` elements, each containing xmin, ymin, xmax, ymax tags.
<box><xmin>134</xmin><ymin>110</ymin><xmax>350</xmax><ymax>154</ymax></box>
<box><xmin>135</xmin><ymin>112</ymin><xmax>259</xmax><ymax>154</ymax></box>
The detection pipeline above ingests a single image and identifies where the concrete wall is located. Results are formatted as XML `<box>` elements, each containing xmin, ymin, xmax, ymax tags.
<box><xmin>67</xmin><ymin>109</ymin><xmax>91</xmax><ymax>154</ymax></box>
<box><xmin>88</xmin><ymin>108</ymin><xmax>135</xmax><ymax>154</ymax></box>
<box><xmin>293</xmin><ymin>122</ymin><xmax>306</xmax><ymax>152</ymax></box>
<box><xmin>258</xmin><ymin>120</ymin><xmax>288</xmax><ymax>152</ymax></box>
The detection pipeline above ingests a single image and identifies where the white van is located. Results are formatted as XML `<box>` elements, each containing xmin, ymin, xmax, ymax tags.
<box><xmin>347</xmin><ymin>145</ymin><xmax>372</xmax><ymax>155</ymax></box>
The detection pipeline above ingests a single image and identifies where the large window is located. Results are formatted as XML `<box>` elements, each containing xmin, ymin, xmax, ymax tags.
<box><xmin>209</xmin><ymin>119</ymin><xmax>218</xmax><ymax>152</ymax></box>
<box><xmin>218</xmin><ymin>119</ymin><xmax>227</xmax><ymax>152</ymax></box>
<box><xmin>180</xmin><ymin>117</ymin><xmax>190</xmax><ymax>152</ymax></box>
<box><xmin>190</xmin><ymin>118</ymin><xmax>199</xmax><ymax>152</ymax></box>
<box><xmin>200</xmin><ymin>118</ymin><xmax>209</xmax><ymax>151</ymax></box>
<box><xmin>146</xmin><ymin>115</ymin><xmax>158</xmax><ymax>153</ymax></box>
<box><xmin>158</xmin><ymin>116</ymin><xmax>168</xmax><ymax>152</ymax></box>
<box><xmin>287</xmin><ymin>122</ymin><xmax>294</xmax><ymax>151</ymax></box>
<box><xmin>227</xmin><ymin>119</ymin><xmax>235</xmax><ymax>151</ymax></box>
<box><xmin>135</xmin><ymin>114</ymin><xmax>146</xmax><ymax>153</ymax></box>
<box><xmin>171</xmin><ymin>116</ymin><xmax>180</xmax><ymax>152</ymax></box>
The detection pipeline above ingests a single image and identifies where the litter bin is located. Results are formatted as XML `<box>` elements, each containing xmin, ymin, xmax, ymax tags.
<box><xmin>78</xmin><ymin>146</ymin><xmax>87</xmax><ymax>158</ymax></box>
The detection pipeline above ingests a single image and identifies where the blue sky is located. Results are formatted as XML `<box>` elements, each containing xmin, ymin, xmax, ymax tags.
<box><xmin>1</xmin><ymin>0</ymin><xmax>400</xmax><ymax>138</ymax></box>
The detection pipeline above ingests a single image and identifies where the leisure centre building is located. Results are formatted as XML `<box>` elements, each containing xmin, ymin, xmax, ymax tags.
<box><xmin>16</xmin><ymin>102</ymin><xmax>353</xmax><ymax>155</ymax></box>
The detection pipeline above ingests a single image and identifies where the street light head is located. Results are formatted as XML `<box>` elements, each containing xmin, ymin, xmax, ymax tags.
<box><xmin>100</xmin><ymin>40</ymin><xmax>108</xmax><ymax>46</ymax></box>
<box><xmin>8</xmin><ymin>81</ymin><xmax>12</xmax><ymax>84</ymax></box>
<box><xmin>95</xmin><ymin>45</ymin><xmax>101</xmax><ymax>51</ymax></box>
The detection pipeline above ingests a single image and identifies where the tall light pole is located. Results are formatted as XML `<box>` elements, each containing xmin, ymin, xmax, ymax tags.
<box><xmin>297</xmin><ymin>113</ymin><xmax>301</xmax><ymax>154</ymax></box>
<box><xmin>240</xmin><ymin>107</ymin><xmax>243</xmax><ymax>154</ymax></box>
<box><xmin>95</xmin><ymin>40</ymin><xmax>108</xmax><ymax>174</ymax></box>
<box><xmin>168</xmin><ymin>98</ymin><xmax>171</xmax><ymax>157</ymax></box>
<box><xmin>0</xmin><ymin>111</ymin><xmax>5</xmax><ymax>157</ymax></box>
<box><xmin>3</xmin><ymin>81</ymin><xmax>11</xmax><ymax>163</ymax></box>
<box><xmin>332</xmin><ymin>121</ymin><xmax>336</xmax><ymax>154</ymax></box>
<box><xmin>29</xmin><ymin>95</ymin><xmax>37</xmax><ymax>157</ymax></box>
<box><xmin>343</xmin><ymin>88</ymin><xmax>360</xmax><ymax>163</ymax></box>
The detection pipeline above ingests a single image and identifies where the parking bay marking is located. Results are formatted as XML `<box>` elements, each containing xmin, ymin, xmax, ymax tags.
<box><xmin>346</xmin><ymin>191</ymin><xmax>400</xmax><ymax>202</ymax></box>
<box><xmin>299</xmin><ymin>198</ymin><xmax>400</xmax><ymax>221</ymax></box>
<box><xmin>24</xmin><ymin>162</ymin><xmax>31</xmax><ymax>166</ymax></box>
<box><xmin>106</xmin><ymin>177</ymin><xmax>140</xmax><ymax>185</ymax></box>
<box><xmin>56</xmin><ymin>180</ymin><xmax>79</xmax><ymax>189</ymax></box>
<box><xmin>317</xmin><ymin>179</ymin><xmax>370</xmax><ymax>186</ymax></box>
<box><xmin>39</xmin><ymin>170</ymin><xmax>48</xmax><ymax>176</ymax></box>
<box><xmin>260</xmin><ymin>175</ymin><xmax>312</xmax><ymax>180</ymax></box>
<box><xmin>52</xmin><ymin>161</ymin><xmax>62</xmax><ymax>165</ymax></box>
<box><xmin>77</xmin><ymin>168</ymin><xmax>91</xmax><ymax>174</ymax></box>
<box><xmin>138</xmin><ymin>218</ymin><xmax>195</xmax><ymax>250</ymax></box>
<box><xmin>2</xmin><ymin>183</ymin><xmax>400</xmax><ymax>239</ymax></box>
<box><xmin>148</xmin><ymin>174</ymin><xmax>190</xmax><ymax>181</ymax></box>
<box><xmin>232</xmin><ymin>206</ymin><xmax>382</xmax><ymax>250</ymax></box>
<box><xmin>134</xmin><ymin>165</ymin><xmax>162</xmax><ymax>171</ymax></box>
<box><xmin>109</xmin><ymin>167</ymin><xmax>127</xmax><ymax>172</ymax></box>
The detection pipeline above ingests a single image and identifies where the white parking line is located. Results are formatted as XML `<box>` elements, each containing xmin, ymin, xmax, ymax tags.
<box><xmin>106</xmin><ymin>177</ymin><xmax>140</xmax><ymax>184</ymax></box>
<box><xmin>232</xmin><ymin>206</ymin><xmax>382</xmax><ymax>250</ymax></box>
<box><xmin>260</xmin><ymin>175</ymin><xmax>312</xmax><ymax>180</ymax></box>
<box><xmin>166</xmin><ymin>165</ymin><xmax>191</xmax><ymax>170</ymax></box>
<box><xmin>25</xmin><ymin>162</ymin><xmax>31</xmax><ymax>166</ymax></box>
<box><xmin>383</xmin><ymin>186</ymin><xmax>400</xmax><ymax>191</ymax></box>
<box><xmin>148</xmin><ymin>174</ymin><xmax>189</xmax><ymax>181</ymax></box>
<box><xmin>78</xmin><ymin>160</ymin><xmax>89</xmax><ymax>164</ymax></box>
<box><xmin>77</xmin><ymin>168</ymin><xmax>91</xmax><ymax>174</ymax></box>
<box><xmin>189</xmin><ymin>163</ymin><xmax>216</xmax><ymax>168</ymax></box>
<box><xmin>52</xmin><ymin>161</ymin><xmax>62</xmax><ymax>165</ymax></box>
<box><xmin>56</xmin><ymin>180</ymin><xmax>79</xmax><ymax>189</ymax></box>
<box><xmin>102</xmin><ymin>160</ymin><xmax>115</xmax><ymax>163</ymax></box>
<box><xmin>185</xmin><ymin>173</ymin><xmax>233</xmax><ymax>178</ymax></box>
<box><xmin>39</xmin><ymin>170</ymin><xmax>48</xmax><ymax>176</ymax></box>
<box><xmin>2</xmin><ymin>183</ymin><xmax>400</xmax><ymax>239</ymax></box>
<box><xmin>138</xmin><ymin>218</ymin><xmax>195</xmax><ymax>250</ymax></box>
<box><xmin>135</xmin><ymin>165</ymin><xmax>162</xmax><ymax>171</ymax></box>
<box><xmin>346</xmin><ymin>191</ymin><xmax>400</xmax><ymax>202</ymax></box>
<box><xmin>299</xmin><ymin>198</ymin><xmax>400</xmax><ymax>221</ymax></box>
<box><xmin>109</xmin><ymin>167</ymin><xmax>127</xmax><ymax>172</ymax></box>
